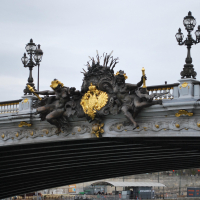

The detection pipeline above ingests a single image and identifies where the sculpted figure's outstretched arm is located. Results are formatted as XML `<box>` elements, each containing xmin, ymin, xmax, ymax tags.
<box><xmin>34</xmin><ymin>90</ymin><xmax>55</xmax><ymax>95</ymax></box>
<box><xmin>137</xmin><ymin>75</ymin><xmax>147</xmax><ymax>87</ymax></box>
<box><xmin>126</xmin><ymin>75</ymin><xmax>147</xmax><ymax>90</ymax></box>
<box><xmin>61</xmin><ymin>87</ymin><xmax>81</xmax><ymax>99</ymax></box>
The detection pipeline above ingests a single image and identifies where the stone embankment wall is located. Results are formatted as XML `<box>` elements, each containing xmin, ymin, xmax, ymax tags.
<box><xmin>43</xmin><ymin>173</ymin><xmax>200</xmax><ymax>195</ymax></box>
<box><xmin>141</xmin><ymin>199</ymin><xmax>199</xmax><ymax>200</ymax></box>
<box><xmin>131</xmin><ymin>173</ymin><xmax>200</xmax><ymax>195</ymax></box>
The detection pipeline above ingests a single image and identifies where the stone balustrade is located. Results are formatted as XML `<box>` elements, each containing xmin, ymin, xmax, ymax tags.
<box><xmin>0</xmin><ymin>99</ymin><xmax>22</xmax><ymax>114</ymax></box>
<box><xmin>147</xmin><ymin>83</ymin><xmax>179</xmax><ymax>100</ymax></box>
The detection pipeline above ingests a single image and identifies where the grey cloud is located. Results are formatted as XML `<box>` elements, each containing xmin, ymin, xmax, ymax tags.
<box><xmin>0</xmin><ymin>0</ymin><xmax>200</xmax><ymax>101</ymax></box>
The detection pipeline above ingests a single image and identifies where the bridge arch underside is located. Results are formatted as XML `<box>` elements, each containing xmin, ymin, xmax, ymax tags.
<box><xmin>1</xmin><ymin>137</ymin><xmax>200</xmax><ymax>199</ymax></box>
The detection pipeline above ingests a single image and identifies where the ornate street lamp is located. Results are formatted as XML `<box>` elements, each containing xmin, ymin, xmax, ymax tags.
<box><xmin>21</xmin><ymin>39</ymin><xmax>43</xmax><ymax>94</ymax></box>
<box><xmin>175</xmin><ymin>11</ymin><xmax>200</xmax><ymax>79</ymax></box>
<box><xmin>34</xmin><ymin>44</ymin><xmax>43</xmax><ymax>91</ymax></box>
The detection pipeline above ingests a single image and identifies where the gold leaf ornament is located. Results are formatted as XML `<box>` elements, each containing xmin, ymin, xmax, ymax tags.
<box><xmin>50</xmin><ymin>79</ymin><xmax>64</xmax><ymax>89</ymax></box>
<box><xmin>91</xmin><ymin>123</ymin><xmax>104</xmax><ymax>138</ymax></box>
<box><xmin>18</xmin><ymin>121</ymin><xmax>32</xmax><ymax>127</ymax></box>
<box><xmin>181</xmin><ymin>82</ymin><xmax>188</xmax><ymax>88</ymax></box>
<box><xmin>155</xmin><ymin>124</ymin><xmax>159</xmax><ymax>128</ymax></box>
<box><xmin>80</xmin><ymin>83</ymin><xmax>108</xmax><ymax>120</ymax></box>
<box><xmin>141</xmin><ymin>67</ymin><xmax>146</xmax><ymax>88</ymax></box>
<box><xmin>115</xmin><ymin>71</ymin><xmax>128</xmax><ymax>80</ymax></box>
<box><xmin>175</xmin><ymin>110</ymin><xmax>193</xmax><ymax>117</ymax></box>
<box><xmin>27</xmin><ymin>85</ymin><xmax>42</xmax><ymax>100</ymax></box>
<box><xmin>22</xmin><ymin>98</ymin><xmax>29</xmax><ymax>103</ymax></box>
<box><xmin>117</xmin><ymin>124</ymin><xmax>121</xmax><ymax>130</ymax></box>
<box><xmin>42</xmin><ymin>129</ymin><xmax>49</xmax><ymax>135</ymax></box>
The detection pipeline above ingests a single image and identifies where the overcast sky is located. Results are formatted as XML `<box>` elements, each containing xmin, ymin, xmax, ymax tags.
<box><xmin>0</xmin><ymin>0</ymin><xmax>200</xmax><ymax>101</ymax></box>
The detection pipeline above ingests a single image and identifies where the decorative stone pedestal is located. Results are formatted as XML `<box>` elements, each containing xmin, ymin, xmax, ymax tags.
<box><xmin>178</xmin><ymin>78</ymin><xmax>200</xmax><ymax>99</ymax></box>
<box><xmin>18</xmin><ymin>95</ymin><xmax>35</xmax><ymax>114</ymax></box>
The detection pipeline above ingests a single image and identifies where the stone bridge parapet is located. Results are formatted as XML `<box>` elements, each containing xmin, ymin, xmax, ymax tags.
<box><xmin>1</xmin><ymin>78</ymin><xmax>200</xmax><ymax>146</ymax></box>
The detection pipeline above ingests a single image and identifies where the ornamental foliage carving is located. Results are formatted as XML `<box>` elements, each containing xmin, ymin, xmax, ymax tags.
<box><xmin>109</xmin><ymin>118</ymin><xmax>200</xmax><ymax>133</ymax></box>
<box><xmin>1</xmin><ymin>118</ymin><xmax>200</xmax><ymax>141</ymax></box>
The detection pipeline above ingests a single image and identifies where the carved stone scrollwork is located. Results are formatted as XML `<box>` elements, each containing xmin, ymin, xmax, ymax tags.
<box><xmin>109</xmin><ymin>121</ymin><xmax>141</xmax><ymax>132</ymax></box>
<box><xmin>98</xmin><ymin>77</ymin><xmax>114</xmax><ymax>94</ymax></box>
<box><xmin>190</xmin><ymin>119</ymin><xmax>200</xmax><ymax>131</ymax></box>
<box><xmin>0</xmin><ymin>128</ymin><xmax>54</xmax><ymax>141</ymax></box>
<box><xmin>109</xmin><ymin>120</ymin><xmax>169</xmax><ymax>133</ymax></box>
<box><xmin>34</xmin><ymin>128</ymin><xmax>58</xmax><ymax>137</ymax></box>
<box><xmin>72</xmin><ymin>125</ymin><xmax>91</xmax><ymax>135</ymax></box>
<box><xmin>0</xmin><ymin>125</ymin><xmax>92</xmax><ymax>141</ymax></box>
<box><xmin>109</xmin><ymin>118</ymin><xmax>200</xmax><ymax>133</ymax></box>
<box><xmin>170</xmin><ymin>120</ymin><xmax>187</xmax><ymax>130</ymax></box>
<box><xmin>151</xmin><ymin>121</ymin><xmax>169</xmax><ymax>131</ymax></box>
<box><xmin>0</xmin><ymin>130</ymin><xmax>28</xmax><ymax>141</ymax></box>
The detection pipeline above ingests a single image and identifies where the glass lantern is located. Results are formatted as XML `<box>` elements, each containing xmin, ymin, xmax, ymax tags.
<box><xmin>34</xmin><ymin>45</ymin><xmax>43</xmax><ymax>63</ymax></box>
<box><xmin>25</xmin><ymin>39</ymin><xmax>37</xmax><ymax>53</ymax></box>
<box><xmin>21</xmin><ymin>53</ymin><xmax>29</xmax><ymax>65</ymax></box>
<box><xmin>195</xmin><ymin>25</ymin><xmax>200</xmax><ymax>41</ymax></box>
<box><xmin>175</xmin><ymin>28</ymin><xmax>184</xmax><ymax>42</ymax></box>
<box><xmin>183</xmin><ymin>11</ymin><xmax>196</xmax><ymax>31</ymax></box>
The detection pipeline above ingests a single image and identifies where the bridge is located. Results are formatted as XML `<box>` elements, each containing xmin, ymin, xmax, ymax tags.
<box><xmin>1</xmin><ymin>77</ymin><xmax>200</xmax><ymax>199</ymax></box>
<box><xmin>1</xmin><ymin>11</ymin><xmax>200</xmax><ymax>199</ymax></box>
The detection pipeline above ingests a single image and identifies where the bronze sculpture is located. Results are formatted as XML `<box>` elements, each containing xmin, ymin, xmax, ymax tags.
<box><xmin>32</xmin><ymin>53</ymin><xmax>167</xmax><ymax>133</ymax></box>
<box><xmin>34</xmin><ymin>79</ymin><xmax>80</xmax><ymax>133</ymax></box>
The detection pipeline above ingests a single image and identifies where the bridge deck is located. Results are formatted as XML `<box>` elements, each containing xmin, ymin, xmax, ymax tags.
<box><xmin>1</xmin><ymin>137</ymin><xmax>200</xmax><ymax>198</ymax></box>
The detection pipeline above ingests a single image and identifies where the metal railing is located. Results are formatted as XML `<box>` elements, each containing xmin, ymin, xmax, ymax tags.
<box><xmin>0</xmin><ymin>99</ymin><xmax>22</xmax><ymax>114</ymax></box>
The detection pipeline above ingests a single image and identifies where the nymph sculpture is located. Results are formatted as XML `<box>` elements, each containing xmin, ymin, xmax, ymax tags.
<box><xmin>113</xmin><ymin>70</ymin><xmax>162</xmax><ymax>128</ymax></box>
<box><xmin>34</xmin><ymin>79</ymin><xmax>80</xmax><ymax>133</ymax></box>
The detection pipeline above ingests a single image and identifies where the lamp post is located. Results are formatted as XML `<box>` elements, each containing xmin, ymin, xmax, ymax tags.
<box><xmin>175</xmin><ymin>11</ymin><xmax>200</xmax><ymax>79</ymax></box>
<box><xmin>21</xmin><ymin>39</ymin><xmax>43</xmax><ymax>94</ymax></box>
